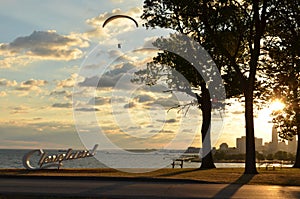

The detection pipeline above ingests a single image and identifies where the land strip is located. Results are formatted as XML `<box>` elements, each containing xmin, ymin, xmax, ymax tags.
<box><xmin>0</xmin><ymin>167</ymin><xmax>299</xmax><ymax>186</ymax></box>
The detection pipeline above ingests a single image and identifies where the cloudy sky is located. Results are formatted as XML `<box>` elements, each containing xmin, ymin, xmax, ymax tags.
<box><xmin>0</xmin><ymin>0</ymin><xmax>275</xmax><ymax>150</ymax></box>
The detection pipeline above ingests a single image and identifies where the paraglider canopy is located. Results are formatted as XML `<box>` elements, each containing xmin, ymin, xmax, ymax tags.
<box><xmin>102</xmin><ymin>15</ymin><xmax>139</xmax><ymax>28</ymax></box>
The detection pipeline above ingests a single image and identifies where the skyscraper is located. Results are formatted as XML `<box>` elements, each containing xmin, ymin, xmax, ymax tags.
<box><xmin>236</xmin><ymin>136</ymin><xmax>246</xmax><ymax>154</ymax></box>
<box><xmin>272</xmin><ymin>125</ymin><xmax>278</xmax><ymax>143</ymax></box>
<box><xmin>236</xmin><ymin>136</ymin><xmax>263</xmax><ymax>154</ymax></box>
<box><xmin>288</xmin><ymin>137</ymin><xmax>297</xmax><ymax>154</ymax></box>
<box><xmin>270</xmin><ymin>125</ymin><xmax>278</xmax><ymax>151</ymax></box>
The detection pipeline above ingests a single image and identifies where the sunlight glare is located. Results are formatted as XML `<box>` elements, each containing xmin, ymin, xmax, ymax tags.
<box><xmin>269</xmin><ymin>100</ymin><xmax>285</xmax><ymax>112</ymax></box>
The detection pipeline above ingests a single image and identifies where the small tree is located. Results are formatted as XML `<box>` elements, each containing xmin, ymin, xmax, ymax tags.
<box><xmin>274</xmin><ymin>151</ymin><xmax>288</xmax><ymax>161</ymax></box>
<box><xmin>266</xmin><ymin>154</ymin><xmax>274</xmax><ymax>161</ymax></box>
<box><xmin>256</xmin><ymin>151</ymin><xmax>265</xmax><ymax>161</ymax></box>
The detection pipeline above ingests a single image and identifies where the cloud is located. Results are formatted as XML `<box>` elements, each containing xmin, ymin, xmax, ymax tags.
<box><xmin>149</xmin><ymin>129</ymin><xmax>174</xmax><ymax>134</ymax></box>
<box><xmin>82</xmin><ymin>64</ymin><xmax>102</xmax><ymax>70</ymax></box>
<box><xmin>78</xmin><ymin>76</ymin><xmax>100</xmax><ymax>87</ymax></box>
<box><xmin>50</xmin><ymin>90</ymin><xmax>72</xmax><ymax>100</ymax></box>
<box><xmin>108</xmin><ymin>50</ymin><xmax>123</xmax><ymax>59</ymax></box>
<box><xmin>78</xmin><ymin>63</ymin><xmax>135</xmax><ymax>88</ymax></box>
<box><xmin>56</xmin><ymin>73</ymin><xmax>78</xmax><ymax>88</ymax></box>
<box><xmin>0</xmin><ymin>91</ymin><xmax>7</xmax><ymax>97</ymax></box>
<box><xmin>182</xmin><ymin>129</ymin><xmax>193</xmax><ymax>133</ymax></box>
<box><xmin>143</xmin><ymin>37</ymin><xmax>158</xmax><ymax>48</ymax></box>
<box><xmin>88</xmin><ymin>97</ymin><xmax>110</xmax><ymax>105</ymax></box>
<box><xmin>50</xmin><ymin>90</ymin><xmax>69</xmax><ymax>96</ymax></box>
<box><xmin>0</xmin><ymin>121</ymin><xmax>83</xmax><ymax>149</ymax></box>
<box><xmin>124</xmin><ymin>102</ymin><xmax>135</xmax><ymax>109</ymax></box>
<box><xmin>0</xmin><ymin>30</ymin><xmax>89</xmax><ymax>68</ymax></box>
<box><xmin>52</xmin><ymin>103</ymin><xmax>72</xmax><ymax>108</ymax></box>
<box><xmin>160</xmin><ymin>130</ymin><xmax>174</xmax><ymax>134</ymax></box>
<box><xmin>0</xmin><ymin>55</ymin><xmax>33</xmax><ymax>69</ymax></box>
<box><xmin>0</xmin><ymin>78</ymin><xmax>17</xmax><ymax>87</ymax></box>
<box><xmin>14</xmin><ymin>78</ymin><xmax>48</xmax><ymax>94</ymax></box>
<box><xmin>99</xmin><ymin>74</ymin><xmax>123</xmax><ymax>87</ymax></box>
<box><xmin>157</xmin><ymin>119</ymin><xmax>177</xmax><ymax>123</ymax></box>
<box><xmin>75</xmin><ymin>107</ymin><xmax>100</xmax><ymax>112</ymax></box>
<box><xmin>10</xmin><ymin>106</ymin><xmax>30</xmax><ymax>114</ymax></box>
<box><xmin>15</xmin><ymin>87</ymin><xmax>32</xmax><ymax>91</ymax></box>
<box><xmin>22</xmin><ymin>79</ymin><xmax>48</xmax><ymax>86</ymax></box>
<box><xmin>134</xmin><ymin>94</ymin><xmax>155</xmax><ymax>103</ymax></box>
<box><xmin>147</xmin><ymin>97</ymin><xmax>179</xmax><ymax>108</ymax></box>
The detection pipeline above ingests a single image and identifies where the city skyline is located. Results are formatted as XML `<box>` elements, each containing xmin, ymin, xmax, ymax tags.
<box><xmin>187</xmin><ymin>124</ymin><xmax>297</xmax><ymax>156</ymax></box>
<box><xmin>219</xmin><ymin>125</ymin><xmax>297</xmax><ymax>155</ymax></box>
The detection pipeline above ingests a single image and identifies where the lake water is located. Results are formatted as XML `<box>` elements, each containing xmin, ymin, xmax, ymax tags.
<box><xmin>0</xmin><ymin>149</ymin><xmax>292</xmax><ymax>170</ymax></box>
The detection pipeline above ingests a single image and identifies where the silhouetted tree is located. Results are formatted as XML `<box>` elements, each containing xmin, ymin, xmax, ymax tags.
<box><xmin>132</xmin><ymin>34</ymin><xmax>225</xmax><ymax>169</ymax></box>
<box><xmin>266</xmin><ymin>154</ymin><xmax>274</xmax><ymax>161</ymax></box>
<box><xmin>263</xmin><ymin>0</ymin><xmax>300</xmax><ymax>168</ymax></box>
<box><xmin>256</xmin><ymin>151</ymin><xmax>265</xmax><ymax>161</ymax></box>
<box><xmin>142</xmin><ymin>0</ymin><xmax>279</xmax><ymax>174</ymax></box>
<box><xmin>274</xmin><ymin>151</ymin><xmax>289</xmax><ymax>161</ymax></box>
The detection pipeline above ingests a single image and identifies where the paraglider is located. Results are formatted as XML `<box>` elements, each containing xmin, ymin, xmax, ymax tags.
<box><xmin>102</xmin><ymin>15</ymin><xmax>139</xmax><ymax>49</ymax></box>
<box><xmin>102</xmin><ymin>15</ymin><xmax>139</xmax><ymax>28</ymax></box>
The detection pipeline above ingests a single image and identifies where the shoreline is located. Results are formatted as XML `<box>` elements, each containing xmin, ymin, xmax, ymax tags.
<box><xmin>0</xmin><ymin>167</ymin><xmax>299</xmax><ymax>186</ymax></box>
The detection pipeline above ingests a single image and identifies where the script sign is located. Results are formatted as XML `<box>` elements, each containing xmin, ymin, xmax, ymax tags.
<box><xmin>23</xmin><ymin>144</ymin><xmax>98</xmax><ymax>170</ymax></box>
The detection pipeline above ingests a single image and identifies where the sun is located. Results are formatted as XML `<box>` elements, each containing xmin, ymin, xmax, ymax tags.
<box><xmin>269</xmin><ymin>100</ymin><xmax>285</xmax><ymax>112</ymax></box>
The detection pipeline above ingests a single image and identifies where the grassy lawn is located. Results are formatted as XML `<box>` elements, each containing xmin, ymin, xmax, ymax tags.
<box><xmin>0</xmin><ymin>167</ymin><xmax>299</xmax><ymax>186</ymax></box>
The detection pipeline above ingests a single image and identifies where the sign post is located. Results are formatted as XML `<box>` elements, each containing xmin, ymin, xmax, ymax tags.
<box><xmin>23</xmin><ymin>144</ymin><xmax>98</xmax><ymax>170</ymax></box>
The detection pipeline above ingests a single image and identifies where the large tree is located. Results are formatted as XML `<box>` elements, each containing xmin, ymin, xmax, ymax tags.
<box><xmin>264</xmin><ymin>0</ymin><xmax>300</xmax><ymax>168</ymax></box>
<box><xmin>142</xmin><ymin>0</ymin><xmax>278</xmax><ymax>174</ymax></box>
<box><xmin>132</xmin><ymin>34</ymin><xmax>226</xmax><ymax>169</ymax></box>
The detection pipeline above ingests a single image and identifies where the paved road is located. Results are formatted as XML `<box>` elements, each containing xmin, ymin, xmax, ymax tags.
<box><xmin>0</xmin><ymin>177</ymin><xmax>299</xmax><ymax>198</ymax></box>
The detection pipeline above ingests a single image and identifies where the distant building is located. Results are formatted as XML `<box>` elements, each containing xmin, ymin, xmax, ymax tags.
<box><xmin>185</xmin><ymin>147</ymin><xmax>200</xmax><ymax>153</ymax></box>
<box><xmin>218</xmin><ymin>143</ymin><xmax>239</xmax><ymax>154</ymax></box>
<box><xmin>288</xmin><ymin>137</ymin><xmax>297</xmax><ymax>153</ymax></box>
<box><xmin>219</xmin><ymin>143</ymin><xmax>229</xmax><ymax>151</ymax></box>
<box><xmin>188</xmin><ymin>124</ymin><xmax>298</xmax><ymax>156</ymax></box>
<box><xmin>262</xmin><ymin>125</ymin><xmax>297</xmax><ymax>154</ymax></box>
<box><xmin>236</xmin><ymin>136</ymin><xmax>264</xmax><ymax>154</ymax></box>
<box><xmin>236</xmin><ymin>136</ymin><xmax>246</xmax><ymax>154</ymax></box>
<box><xmin>269</xmin><ymin>126</ymin><xmax>279</xmax><ymax>152</ymax></box>
<box><xmin>272</xmin><ymin>126</ymin><xmax>278</xmax><ymax>143</ymax></box>
<box><xmin>255</xmin><ymin>137</ymin><xmax>263</xmax><ymax>151</ymax></box>
<box><xmin>278</xmin><ymin>141</ymin><xmax>287</xmax><ymax>151</ymax></box>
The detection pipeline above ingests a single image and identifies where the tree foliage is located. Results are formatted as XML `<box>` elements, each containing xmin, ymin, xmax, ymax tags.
<box><xmin>132</xmin><ymin>33</ymin><xmax>226</xmax><ymax>169</ymax></box>
<box><xmin>263</xmin><ymin>0</ymin><xmax>300</xmax><ymax>168</ymax></box>
<box><xmin>142</xmin><ymin>0</ymin><xmax>281</xmax><ymax>174</ymax></box>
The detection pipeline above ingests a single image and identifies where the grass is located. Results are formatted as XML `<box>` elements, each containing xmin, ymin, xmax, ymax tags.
<box><xmin>0</xmin><ymin>167</ymin><xmax>299</xmax><ymax>186</ymax></box>
<box><xmin>0</xmin><ymin>168</ymin><xmax>299</xmax><ymax>199</ymax></box>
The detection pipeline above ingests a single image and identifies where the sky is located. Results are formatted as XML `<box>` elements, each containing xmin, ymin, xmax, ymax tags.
<box><xmin>0</xmin><ymin>0</ymin><xmax>276</xmax><ymax>150</ymax></box>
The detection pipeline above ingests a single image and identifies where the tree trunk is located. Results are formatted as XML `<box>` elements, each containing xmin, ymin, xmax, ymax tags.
<box><xmin>244</xmin><ymin>89</ymin><xmax>258</xmax><ymax>174</ymax></box>
<box><xmin>197</xmin><ymin>85</ymin><xmax>216</xmax><ymax>169</ymax></box>
<box><xmin>293</xmin><ymin>111</ymin><xmax>300</xmax><ymax>168</ymax></box>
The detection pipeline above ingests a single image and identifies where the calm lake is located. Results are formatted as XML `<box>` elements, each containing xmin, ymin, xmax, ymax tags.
<box><xmin>0</xmin><ymin>149</ymin><xmax>292</xmax><ymax>169</ymax></box>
